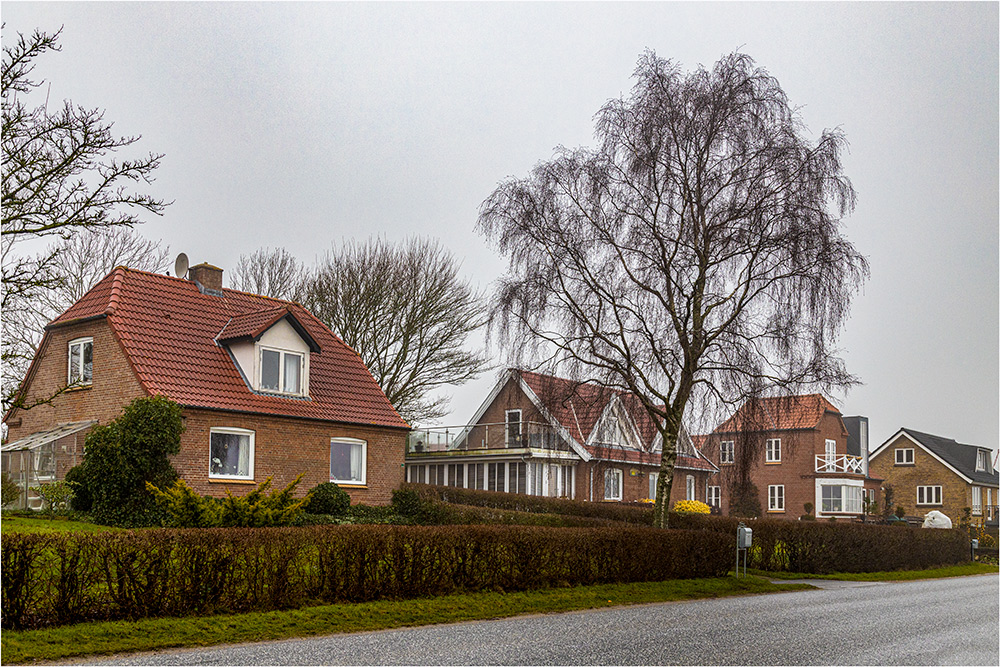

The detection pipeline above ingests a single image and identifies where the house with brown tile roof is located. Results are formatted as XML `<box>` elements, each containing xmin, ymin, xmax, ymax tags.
<box><xmin>404</xmin><ymin>368</ymin><xmax>717</xmax><ymax>504</ymax></box>
<box><xmin>2</xmin><ymin>263</ymin><xmax>409</xmax><ymax>508</ymax></box>
<box><xmin>699</xmin><ymin>394</ymin><xmax>881</xmax><ymax>519</ymax></box>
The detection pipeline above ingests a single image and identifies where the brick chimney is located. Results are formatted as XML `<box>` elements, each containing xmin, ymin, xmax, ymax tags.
<box><xmin>188</xmin><ymin>262</ymin><xmax>224</xmax><ymax>293</ymax></box>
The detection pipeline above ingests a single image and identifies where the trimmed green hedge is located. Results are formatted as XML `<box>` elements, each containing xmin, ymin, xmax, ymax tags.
<box><xmin>1</xmin><ymin>524</ymin><xmax>732</xmax><ymax>630</ymax></box>
<box><xmin>400</xmin><ymin>483</ymin><xmax>653</xmax><ymax>524</ymax></box>
<box><xmin>669</xmin><ymin>513</ymin><xmax>969</xmax><ymax>573</ymax></box>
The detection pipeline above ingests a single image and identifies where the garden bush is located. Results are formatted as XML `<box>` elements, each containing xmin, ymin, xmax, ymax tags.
<box><xmin>398</xmin><ymin>484</ymin><xmax>654</xmax><ymax>524</ymax></box>
<box><xmin>302</xmin><ymin>482</ymin><xmax>350</xmax><ymax>517</ymax></box>
<box><xmin>35</xmin><ymin>481</ymin><xmax>76</xmax><ymax>513</ymax></box>
<box><xmin>65</xmin><ymin>396</ymin><xmax>184</xmax><ymax>526</ymax></box>
<box><xmin>672</xmin><ymin>500</ymin><xmax>710</xmax><ymax>514</ymax></box>
<box><xmin>148</xmin><ymin>476</ymin><xmax>308</xmax><ymax>528</ymax></box>
<box><xmin>668</xmin><ymin>513</ymin><xmax>969</xmax><ymax>573</ymax></box>
<box><xmin>0</xmin><ymin>523</ymin><xmax>732</xmax><ymax>629</ymax></box>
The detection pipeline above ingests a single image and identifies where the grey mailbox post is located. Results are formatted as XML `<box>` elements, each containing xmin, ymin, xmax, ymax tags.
<box><xmin>736</xmin><ymin>522</ymin><xmax>752</xmax><ymax>578</ymax></box>
<box><xmin>971</xmin><ymin>538</ymin><xmax>979</xmax><ymax>561</ymax></box>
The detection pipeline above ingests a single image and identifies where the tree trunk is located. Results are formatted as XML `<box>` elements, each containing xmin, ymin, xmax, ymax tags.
<box><xmin>652</xmin><ymin>417</ymin><xmax>681</xmax><ymax>529</ymax></box>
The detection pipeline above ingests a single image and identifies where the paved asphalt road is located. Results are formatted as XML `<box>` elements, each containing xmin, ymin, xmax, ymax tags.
<box><xmin>85</xmin><ymin>575</ymin><xmax>998</xmax><ymax>666</ymax></box>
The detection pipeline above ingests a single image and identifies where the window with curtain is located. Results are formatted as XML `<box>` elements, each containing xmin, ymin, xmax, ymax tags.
<box><xmin>209</xmin><ymin>428</ymin><xmax>255</xmax><ymax>479</ymax></box>
<box><xmin>604</xmin><ymin>468</ymin><xmax>622</xmax><ymax>501</ymax></box>
<box><xmin>686</xmin><ymin>475</ymin><xmax>695</xmax><ymax>500</ymax></box>
<box><xmin>68</xmin><ymin>337</ymin><xmax>93</xmax><ymax>385</ymax></box>
<box><xmin>259</xmin><ymin>347</ymin><xmax>304</xmax><ymax>395</ymax></box>
<box><xmin>330</xmin><ymin>438</ymin><xmax>366</xmax><ymax>485</ymax></box>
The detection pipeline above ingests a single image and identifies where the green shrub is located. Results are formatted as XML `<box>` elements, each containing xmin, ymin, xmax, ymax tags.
<box><xmin>1</xmin><ymin>471</ymin><xmax>21</xmax><ymax>508</ymax></box>
<box><xmin>0</xmin><ymin>524</ymin><xmax>732</xmax><ymax>630</ymax></box>
<box><xmin>148</xmin><ymin>475</ymin><xmax>308</xmax><ymax>528</ymax></box>
<box><xmin>35</xmin><ymin>481</ymin><xmax>76</xmax><ymax>513</ymax></box>
<box><xmin>399</xmin><ymin>484</ymin><xmax>653</xmax><ymax>524</ymax></box>
<box><xmin>63</xmin><ymin>465</ymin><xmax>91</xmax><ymax>512</ymax></box>
<box><xmin>67</xmin><ymin>396</ymin><xmax>184</xmax><ymax>526</ymax></box>
<box><xmin>303</xmin><ymin>482</ymin><xmax>350</xmax><ymax>516</ymax></box>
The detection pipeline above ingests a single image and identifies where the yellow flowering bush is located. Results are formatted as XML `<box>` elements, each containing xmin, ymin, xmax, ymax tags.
<box><xmin>672</xmin><ymin>499</ymin><xmax>711</xmax><ymax>514</ymax></box>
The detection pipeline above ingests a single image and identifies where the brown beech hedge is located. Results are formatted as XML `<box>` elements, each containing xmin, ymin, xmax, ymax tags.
<box><xmin>1</xmin><ymin>524</ymin><xmax>731</xmax><ymax>630</ymax></box>
<box><xmin>669</xmin><ymin>513</ymin><xmax>969</xmax><ymax>573</ymax></box>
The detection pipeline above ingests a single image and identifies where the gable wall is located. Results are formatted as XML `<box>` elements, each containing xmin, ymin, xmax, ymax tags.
<box><xmin>176</xmin><ymin>408</ymin><xmax>405</xmax><ymax>504</ymax></box>
<box><xmin>5</xmin><ymin>319</ymin><xmax>147</xmax><ymax>443</ymax></box>
<box><xmin>466</xmin><ymin>376</ymin><xmax>569</xmax><ymax>451</ymax></box>
<box><xmin>870</xmin><ymin>434</ymin><xmax>971</xmax><ymax>520</ymax></box>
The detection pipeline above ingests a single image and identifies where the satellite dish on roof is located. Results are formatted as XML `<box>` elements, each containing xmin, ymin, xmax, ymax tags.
<box><xmin>174</xmin><ymin>253</ymin><xmax>189</xmax><ymax>279</ymax></box>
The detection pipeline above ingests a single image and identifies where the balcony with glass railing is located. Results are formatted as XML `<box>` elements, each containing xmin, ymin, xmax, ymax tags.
<box><xmin>408</xmin><ymin>421</ymin><xmax>566</xmax><ymax>454</ymax></box>
<box><xmin>815</xmin><ymin>453</ymin><xmax>865</xmax><ymax>474</ymax></box>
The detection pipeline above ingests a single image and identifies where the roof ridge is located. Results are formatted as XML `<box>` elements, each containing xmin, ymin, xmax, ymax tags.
<box><xmin>105</xmin><ymin>267</ymin><xmax>126</xmax><ymax>315</ymax></box>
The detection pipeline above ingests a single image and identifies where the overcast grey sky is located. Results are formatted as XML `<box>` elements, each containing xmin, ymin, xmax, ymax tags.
<box><xmin>4</xmin><ymin>2</ymin><xmax>997</xmax><ymax>454</ymax></box>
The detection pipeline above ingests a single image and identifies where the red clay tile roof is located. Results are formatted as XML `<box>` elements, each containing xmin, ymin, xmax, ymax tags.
<box><xmin>714</xmin><ymin>394</ymin><xmax>841</xmax><ymax>434</ymax></box>
<box><xmin>216</xmin><ymin>306</ymin><xmax>291</xmax><ymax>342</ymax></box>
<box><xmin>516</xmin><ymin>370</ymin><xmax>715</xmax><ymax>471</ymax></box>
<box><xmin>48</xmin><ymin>267</ymin><xmax>408</xmax><ymax>429</ymax></box>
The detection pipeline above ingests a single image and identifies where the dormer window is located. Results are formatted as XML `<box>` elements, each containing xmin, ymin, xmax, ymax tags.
<box><xmin>68</xmin><ymin>337</ymin><xmax>93</xmax><ymax>385</ymax></box>
<box><xmin>977</xmin><ymin>449</ymin><xmax>991</xmax><ymax>472</ymax></box>
<box><xmin>260</xmin><ymin>347</ymin><xmax>303</xmax><ymax>395</ymax></box>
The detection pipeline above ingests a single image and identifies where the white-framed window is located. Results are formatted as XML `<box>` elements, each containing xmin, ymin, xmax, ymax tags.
<box><xmin>823</xmin><ymin>439</ymin><xmax>837</xmax><ymax>471</ymax></box>
<box><xmin>68</xmin><ymin>337</ymin><xmax>94</xmax><ymax>385</ymax></box>
<box><xmin>895</xmin><ymin>448</ymin><xmax>914</xmax><ymax>465</ymax></box>
<box><xmin>648</xmin><ymin>472</ymin><xmax>659</xmax><ymax>501</ymax></box>
<box><xmin>330</xmin><ymin>437</ymin><xmax>366</xmax><ymax>485</ymax></box>
<box><xmin>768</xmin><ymin>484</ymin><xmax>785</xmax><ymax>511</ymax></box>
<box><xmin>821</xmin><ymin>484</ymin><xmax>842</xmax><ymax>513</ymax></box>
<box><xmin>505</xmin><ymin>409</ymin><xmax>522</xmax><ymax>446</ymax></box>
<box><xmin>819</xmin><ymin>483</ymin><xmax>863</xmax><ymax>514</ymax></box>
<box><xmin>604</xmin><ymin>468</ymin><xmax>622</xmax><ymax>501</ymax></box>
<box><xmin>720</xmin><ymin>440</ymin><xmax>734</xmax><ymax>464</ymax></box>
<box><xmin>508</xmin><ymin>461</ymin><xmax>527</xmax><ymax>494</ymax></box>
<box><xmin>972</xmin><ymin>486</ymin><xmax>982</xmax><ymax>515</ymax></box>
<box><xmin>707</xmin><ymin>485</ymin><xmax>721</xmax><ymax>508</ymax></box>
<box><xmin>686</xmin><ymin>475</ymin><xmax>695</xmax><ymax>500</ymax></box>
<box><xmin>209</xmin><ymin>427</ymin><xmax>255</xmax><ymax>480</ymax></box>
<box><xmin>260</xmin><ymin>346</ymin><xmax>304</xmax><ymax>395</ymax></box>
<box><xmin>766</xmin><ymin>438</ymin><xmax>781</xmax><ymax>463</ymax></box>
<box><xmin>976</xmin><ymin>449</ymin><xmax>990</xmax><ymax>472</ymax></box>
<box><xmin>916</xmin><ymin>485</ymin><xmax>942</xmax><ymax>506</ymax></box>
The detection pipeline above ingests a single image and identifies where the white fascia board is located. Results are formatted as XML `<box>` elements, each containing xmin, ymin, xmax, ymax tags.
<box><xmin>517</xmin><ymin>375</ymin><xmax>592</xmax><ymax>462</ymax></box>
<box><xmin>872</xmin><ymin>430</ymin><xmax>974</xmax><ymax>485</ymax></box>
<box><xmin>586</xmin><ymin>395</ymin><xmax>643</xmax><ymax>451</ymax></box>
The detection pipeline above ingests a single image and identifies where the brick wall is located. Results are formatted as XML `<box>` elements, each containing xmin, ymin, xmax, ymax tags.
<box><xmin>5</xmin><ymin>319</ymin><xmax>147</xmax><ymax>442</ymax></box>
<box><xmin>701</xmin><ymin>411</ymin><xmax>875</xmax><ymax>519</ymax></box>
<box><xmin>870</xmin><ymin>434</ymin><xmax>971</xmax><ymax>521</ymax></box>
<box><xmin>176</xmin><ymin>409</ymin><xmax>406</xmax><ymax>505</ymax></box>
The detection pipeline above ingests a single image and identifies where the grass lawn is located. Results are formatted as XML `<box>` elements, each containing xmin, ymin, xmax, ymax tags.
<box><xmin>752</xmin><ymin>562</ymin><xmax>998</xmax><ymax>581</ymax></box>
<box><xmin>0</xmin><ymin>514</ymin><xmax>117</xmax><ymax>535</ymax></box>
<box><xmin>1</xmin><ymin>577</ymin><xmax>811</xmax><ymax>664</ymax></box>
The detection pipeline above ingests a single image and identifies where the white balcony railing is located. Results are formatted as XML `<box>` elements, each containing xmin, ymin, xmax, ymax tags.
<box><xmin>815</xmin><ymin>454</ymin><xmax>865</xmax><ymax>474</ymax></box>
<box><xmin>408</xmin><ymin>421</ymin><xmax>564</xmax><ymax>454</ymax></box>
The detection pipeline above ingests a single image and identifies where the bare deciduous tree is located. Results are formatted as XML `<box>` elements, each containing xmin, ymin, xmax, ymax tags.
<box><xmin>2</xmin><ymin>26</ymin><xmax>167</xmax><ymax>413</ymax></box>
<box><xmin>302</xmin><ymin>237</ymin><xmax>490</xmax><ymax>425</ymax></box>
<box><xmin>478</xmin><ymin>51</ymin><xmax>868</xmax><ymax>527</ymax></box>
<box><xmin>229</xmin><ymin>247</ymin><xmax>306</xmax><ymax>301</ymax></box>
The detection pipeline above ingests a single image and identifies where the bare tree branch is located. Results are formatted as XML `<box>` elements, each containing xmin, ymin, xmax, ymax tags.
<box><xmin>301</xmin><ymin>237</ymin><xmax>491</xmax><ymax>425</ymax></box>
<box><xmin>477</xmin><ymin>50</ymin><xmax>868</xmax><ymax>527</ymax></box>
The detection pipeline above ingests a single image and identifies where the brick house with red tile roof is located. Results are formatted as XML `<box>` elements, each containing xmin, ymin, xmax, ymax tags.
<box><xmin>698</xmin><ymin>394</ymin><xmax>881</xmax><ymax>519</ymax></box>
<box><xmin>3</xmin><ymin>263</ymin><xmax>409</xmax><ymax>506</ymax></box>
<box><xmin>405</xmin><ymin>369</ymin><xmax>717</xmax><ymax>504</ymax></box>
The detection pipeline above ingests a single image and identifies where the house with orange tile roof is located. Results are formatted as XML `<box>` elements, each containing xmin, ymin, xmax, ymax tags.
<box><xmin>405</xmin><ymin>368</ymin><xmax>718</xmax><ymax>504</ymax></box>
<box><xmin>698</xmin><ymin>395</ymin><xmax>881</xmax><ymax>519</ymax></box>
<box><xmin>2</xmin><ymin>263</ymin><xmax>410</xmax><ymax>508</ymax></box>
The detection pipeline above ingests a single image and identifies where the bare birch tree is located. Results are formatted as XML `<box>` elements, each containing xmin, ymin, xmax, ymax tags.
<box><xmin>302</xmin><ymin>237</ymin><xmax>490</xmax><ymax>425</ymax></box>
<box><xmin>478</xmin><ymin>51</ymin><xmax>868</xmax><ymax>527</ymax></box>
<box><xmin>2</xmin><ymin>26</ymin><xmax>167</xmax><ymax>413</ymax></box>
